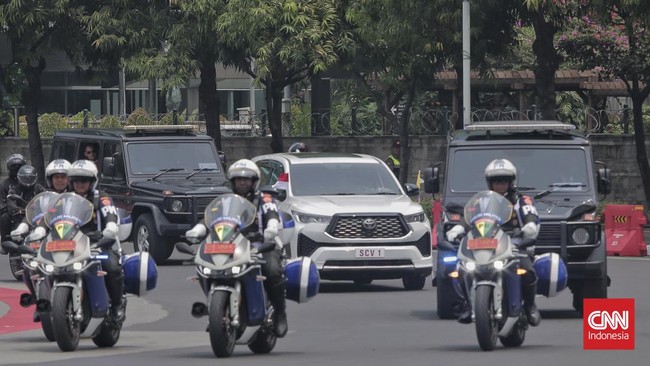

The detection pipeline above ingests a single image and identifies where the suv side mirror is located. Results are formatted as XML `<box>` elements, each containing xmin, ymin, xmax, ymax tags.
<box><xmin>423</xmin><ymin>164</ymin><xmax>441</xmax><ymax>194</ymax></box>
<box><xmin>102</xmin><ymin>157</ymin><xmax>114</xmax><ymax>177</ymax></box>
<box><xmin>597</xmin><ymin>167</ymin><xmax>611</xmax><ymax>195</ymax></box>
<box><xmin>218</xmin><ymin>151</ymin><xmax>227</xmax><ymax>168</ymax></box>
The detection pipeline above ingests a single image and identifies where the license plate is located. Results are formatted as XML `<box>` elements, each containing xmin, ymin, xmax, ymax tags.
<box><xmin>355</xmin><ymin>248</ymin><xmax>385</xmax><ymax>258</ymax></box>
<box><xmin>204</xmin><ymin>243</ymin><xmax>236</xmax><ymax>255</ymax></box>
<box><xmin>46</xmin><ymin>240</ymin><xmax>76</xmax><ymax>252</ymax></box>
<box><xmin>467</xmin><ymin>238</ymin><xmax>498</xmax><ymax>250</ymax></box>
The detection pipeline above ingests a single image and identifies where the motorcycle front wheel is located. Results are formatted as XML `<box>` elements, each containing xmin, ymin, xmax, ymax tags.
<box><xmin>474</xmin><ymin>285</ymin><xmax>498</xmax><ymax>351</ymax></box>
<box><xmin>51</xmin><ymin>287</ymin><xmax>81</xmax><ymax>352</ymax></box>
<box><xmin>209</xmin><ymin>291</ymin><xmax>236</xmax><ymax>358</ymax></box>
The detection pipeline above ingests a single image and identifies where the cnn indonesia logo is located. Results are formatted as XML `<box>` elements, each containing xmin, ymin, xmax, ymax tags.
<box><xmin>583</xmin><ymin>298</ymin><xmax>635</xmax><ymax>350</ymax></box>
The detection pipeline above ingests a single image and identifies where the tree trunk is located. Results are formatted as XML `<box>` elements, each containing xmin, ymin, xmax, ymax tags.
<box><xmin>22</xmin><ymin>59</ymin><xmax>46</xmax><ymax>185</ymax></box>
<box><xmin>531</xmin><ymin>13</ymin><xmax>560</xmax><ymax>120</ymax></box>
<box><xmin>198</xmin><ymin>58</ymin><xmax>222</xmax><ymax>150</ymax></box>
<box><xmin>630</xmin><ymin>88</ymin><xmax>650</xmax><ymax>209</ymax></box>
<box><xmin>267</xmin><ymin>83</ymin><xmax>284</xmax><ymax>153</ymax></box>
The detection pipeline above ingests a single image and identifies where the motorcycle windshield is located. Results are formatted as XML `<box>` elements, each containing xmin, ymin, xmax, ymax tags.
<box><xmin>25</xmin><ymin>192</ymin><xmax>60</xmax><ymax>226</ymax></box>
<box><xmin>204</xmin><ymin>194</ymin><xmax>257</xmax><ymax>243</ymax></box>
<box><xmin>463</xmin><ymin>190</ymin><xmax>513</xmax><ymax>240</ymax></box>
<box><xmin>44</xmin><ymin>193</ymin><xmax>94</xmax><ymax>240</ymax></box>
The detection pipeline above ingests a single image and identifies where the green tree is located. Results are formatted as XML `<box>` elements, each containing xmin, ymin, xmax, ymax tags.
<box><xmin>217</xmin><ymin>0</ymin><xmax>354</xmax><ymax>152</ymax></box>
<box><xmin>557</xmin><ymin>0</ymin><xmax>650</xmax><ymax>209</ymax></box>
<box><xmin>0</xmin><ymin>0</ymin><xmax>88</xmax><ymax>181</ymax></box>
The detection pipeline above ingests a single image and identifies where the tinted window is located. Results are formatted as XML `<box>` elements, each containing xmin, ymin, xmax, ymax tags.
<box><xmin>290</xmin><ymin>162</ymin><xmax>401</xmax><ymax>196</ymax></box>
<box><xmin>51</xmin><ymin>141</ymin><xmax>76</xmax><ymax>162</ymax></box>
<box><xmin>126</xmin><ymin>142</ymin><xmax>220</xmax><ymax>175</ymax></box>
<box><xmin>449</xmin><ymin>148</ymin><xmax>591</xmax><ymax>193</ymax></box>
<box><xmin>257</xmin><ymin>160</ymin><xmax>284</xmax><ymax>187</ymax></box>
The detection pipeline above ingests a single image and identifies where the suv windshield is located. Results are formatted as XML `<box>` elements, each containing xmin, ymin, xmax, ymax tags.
<box><xmin>449</xmin><ymin>148</ymin><xmax>590</xmax><ymax>193</ymax></box>
<box><xmin>290</xmin><ymin>162</ymin><xmax>401</xmax><ymax>196</ymax></box>
<box><xmin>127</xmin><ymin>142</ymin><xmax>220</xmax><ymax>175</ymax></box>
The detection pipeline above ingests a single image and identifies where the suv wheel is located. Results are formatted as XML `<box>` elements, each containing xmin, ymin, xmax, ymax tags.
<box><xmin>402</xmin><ymin>274</ymin><xmax>426</xmax><ymax>290</ymax></box>
<box><xmin>134</xmin><ymin>214</ymin><xmax>174</xmax><ymax>263</ymax></box>
<box><xmin>572</xmin><ymin>277</ymin><xmax>608</xmax><ymax>313</ymax></box>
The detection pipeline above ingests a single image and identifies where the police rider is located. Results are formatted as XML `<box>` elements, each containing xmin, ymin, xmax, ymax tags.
<box><xmin>185</xmin><ymin>159</ymin><xmax>288</xmax><ymax>337</ymax></box>
<box><xmin>45</xmin><ymin>159</ymin><xmax>71</xmax><ymax>194</ymax></box>
<box><xmin>446</xmin><ymin>159</ymin><xmax>541</xmax><ymax>327</ymax></box>
<box><xmin>0</xmin><ymin>154</ymin><xmax>27</xmax><ymax>246</ymax></box>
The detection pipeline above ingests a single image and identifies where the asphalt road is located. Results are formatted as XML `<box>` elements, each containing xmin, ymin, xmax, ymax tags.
<box><xmin>0</xmin><ymin>245</ymin><xmax>648</xmax><ymax>366</ymax></box>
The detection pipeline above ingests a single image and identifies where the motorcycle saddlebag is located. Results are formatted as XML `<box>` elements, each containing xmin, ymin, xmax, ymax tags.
<box><xmin>284</xmin><ymin>256</ymin><xmax>319</xmax><ymax>303</ymax></box>
<box><xmin>123</xmin><ymin>252</ymin><xmax>158</xmax><ymax>296</ymax></box>
<box><xmin>533</xmin><ymin>252</ymin><xmax>568</xmax><ymax>297</ymax></box>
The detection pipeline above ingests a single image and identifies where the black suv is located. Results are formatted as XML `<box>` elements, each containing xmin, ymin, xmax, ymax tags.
<box><xmin>425</xmin><ymin>121</ymin><xmax>611</xmax><ymax>318</ymax></box>
<box><xmin>50</xmin><ymin>125</ymin><xmax>231</xmax><ymax>263</ymax></box>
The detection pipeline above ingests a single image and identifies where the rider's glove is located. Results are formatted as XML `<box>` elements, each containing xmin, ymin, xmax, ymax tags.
<box><xmin>185</xmin><ymin>223</ymin><xmax>206</xmax><ymax>244</ymax></box>
<box><xmin>31</xmin><ymin>226</ymin><xmax>47</xmax><ymax>241</ymax></box>
<box><xmin>102</xmin><ymin>222</ymin><xmax>119</xmax><ymax>239</ymax></box>
<box><xmin>263</xmin><ymin>219</ymin><xmax>280</xmax><ymax>243</ymax></box>
<box><xmin>521</xmin><ymin>222</ymin><xmax>539</xmax><ymax>239</ymax></box>
<box><xmin>10</xmin><ymin>222</ymin><xmax>29</xmax><ymax>240</ymax></box>
<box><xmin>446</xmin><ymin>224</ymin><xmax>465</xmax><ymax>242</ymax></box>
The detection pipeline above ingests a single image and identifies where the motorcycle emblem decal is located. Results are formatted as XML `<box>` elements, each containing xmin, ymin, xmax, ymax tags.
<box><xmin>475</xmin><ymin>219</ymin><xmax>493</xmax><ymax>237</ymax></box>
<box><xmin>214</xmin><ymin>223</ymin><xmax>234</xmax><ymax>241</ymax></box>
<box><xmin>362</xmin><ymin>218</ymin><xmax>377</xmax><ymax>230</ymax></box>
<box><xmin>55</xmin><ymin>220</ymin><xmax>74</xmax><ymax>239</ymax></box>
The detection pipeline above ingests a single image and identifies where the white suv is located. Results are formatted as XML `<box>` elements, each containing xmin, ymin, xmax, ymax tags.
<box><xmin>252</xmin><ymin>152</ymin><xmax>432</xmax><ymax>290</ymax></box>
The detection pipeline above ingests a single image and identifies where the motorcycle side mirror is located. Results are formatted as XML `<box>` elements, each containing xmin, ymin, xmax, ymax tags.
<box><xmin>176</xmin><ymin>242</ymin><xmax>196</xmax><ymax>256</ymax></box>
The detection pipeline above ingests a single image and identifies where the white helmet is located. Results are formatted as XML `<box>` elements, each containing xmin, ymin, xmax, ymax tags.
<box><xmin>228</xmin><ymin>159</ymin><xmax>261</xmax><ymax>191</ymax></box>
<box><xmin>68</xmin><ymin>159</ymin><xmax>99</xmax><ymax>190</ymax></box>
<box><xmin>45</xmin><ymin>159</ymin><xmax>71</xmax><ymax>188</ymax></box>
<box><xmin>485</xmin><ymin>159</ymin><xmax>517</xmax><ymax>188</ymax></box>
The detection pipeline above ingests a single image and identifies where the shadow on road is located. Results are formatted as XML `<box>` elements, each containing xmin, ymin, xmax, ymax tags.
<box><xmin>539</xmin><ymin>309</ymin><xmax>581</xmax><ymax>319</ymax></box>
<box><xmin>317</xmin><ymin>281</ymin><xmax>411</xmax><ymax>293</ymax></box>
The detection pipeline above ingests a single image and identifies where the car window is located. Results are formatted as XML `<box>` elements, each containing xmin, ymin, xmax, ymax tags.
<box><xmin>126</xmin><ymin>141</ymin><xmax>220</xmax><ymax>175</ymax></box>
<box><xmin>290</xmin><ymin>162</ymin><xmax>401</xmax><ymax>196</ymax></box>
<box><xmin>257</xmin><ymin>160</ymin><xmax>284</xmax><ymax>187</ymax></box>
<box><xmin>51</xmin><ymin>141</ymin><xmax>76</xmax><ymax>162</ymax></box>
<box><xmin>449</xmin><ymin>148</ymin><xmax>590</xmax><ymax>193</ymax></box>
<box><xmin>79</xmin><ymin>141</ymin><xmax>100</xmax><ymax>170</ymax></box>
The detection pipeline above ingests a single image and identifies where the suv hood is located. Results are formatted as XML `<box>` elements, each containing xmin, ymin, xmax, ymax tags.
<box><xmin>288</xmin><ymin>195</ymin><xmax>423</xmax><ymax>216</ymax></box>
<box><xmin>131</xmin><ymin>179</ymin><xmax>230</xmax><ymax>195</ymax></box>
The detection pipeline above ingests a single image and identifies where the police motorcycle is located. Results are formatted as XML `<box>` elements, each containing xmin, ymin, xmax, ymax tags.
<box><xmin>451</xmin><ymin>190</ymin><xmax>539</xmax><ymax>351</ymax></box>
<box><xmin>176</xmin><ymin>193</ymin><xmax>319</xmax><ymax>358</ymax></box>
<box><xmin>1</xmin><ymin>191</ymin><xmax>59</xmax><ymax>341</ymax></box>
<box><xmin>34</xmin><ymin>192</ymin><xmax>127</xmax><ymax>352</ymax></box>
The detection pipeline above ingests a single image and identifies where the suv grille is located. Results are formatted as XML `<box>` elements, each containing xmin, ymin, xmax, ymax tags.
<box><xmin>194</xmin><ymin>196</ymin><xmax>219</xmax><ymax>216</ymax></box>
<box><xmin>327</xmin><ymin>215</ymin><xmax>409</xmax><ymax>239</ymax></box>
<box><xmin>536</xmin><ymin>224</ymin><xmax>561</xmax><ymax>246</ymax></box>
<box><xmin>297</xmin><ymin>232</ymin><xmax>431</xmax><ymax>257</ymax></box>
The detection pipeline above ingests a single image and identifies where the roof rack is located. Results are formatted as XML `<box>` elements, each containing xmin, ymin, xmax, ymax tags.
<box><xmin>464</xmin><ymin>121</ymin><xmax>576</xmax><ymax>132</ymax></box>
<box><xmin>123</xmin><ymin>124</ymin><xmax>195</xmax><ymax>133</ymax></box>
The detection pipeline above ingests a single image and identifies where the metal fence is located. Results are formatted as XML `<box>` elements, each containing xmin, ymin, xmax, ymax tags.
<box><xmin>0</xmin><ymin>106</ymin><xmax>635</xmax><ymax>137</ymax></box>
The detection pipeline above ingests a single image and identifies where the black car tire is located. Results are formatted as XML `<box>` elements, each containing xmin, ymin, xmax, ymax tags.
<box><xmin>133</xmin><ymin>213</ymin><xmax>174</xmax><ymax>263</ymax></box>
<box><xmin>572</xmin><ymin>277</ymin><xmax>608</xmax><ymax>313</ymax></box>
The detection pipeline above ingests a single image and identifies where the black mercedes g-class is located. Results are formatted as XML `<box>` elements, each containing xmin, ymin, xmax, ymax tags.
<box><xmin>50</xmin><ymin>125</ymin><xmax>231</xmax><ymax>263</ymax></box>
<box><xmin>425</xmin><ymin>121</ymin><xmax>611</xmax><ymax>318</ymax></box>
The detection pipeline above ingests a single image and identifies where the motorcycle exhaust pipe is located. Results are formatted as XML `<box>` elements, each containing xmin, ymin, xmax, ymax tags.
<box><xmin>36</xmin><ymin>299</ymin><xmax>51</xmax><ymax>313</ymax></box>
<box><xmin>19</xmin><ymin>293</ymin><xmax>34</xmax><ymax>307</ymax></box>
<box><xmin>191</xmin><ymin>302</ymin><xmax>208</xmax><ymax>318</ymax></box>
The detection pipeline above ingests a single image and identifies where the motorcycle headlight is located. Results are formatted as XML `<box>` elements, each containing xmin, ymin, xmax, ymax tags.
<box><xmin>465</xmin><ymin>261</ymin><xmax>476</xmax><ymax>271</ymax></box>
<box><xmin>72</xmin><ymin>262</ymin><xmax>83</xmax><ymax>271</ymax></box>
<box><xmin>45</xmin><ymin>264</ymin><xmax>54</xmax><ymax>273</ymax></box>
<box><xmin>202</xmin><ymin>266</ymin><xmax>212</xmax><ymax>275</ymax></box>
<box><xmin>292</xmin><ymin>211</ymin><xmax>331</xmax><ymax>224</ymax></box>
<box><xmin>404</xmin><ymin>212</ymin><xmax>426</xmax><ymax>223</ymax></box>
<box><xmin>493</xmin><ymin>260</ymin><xmax>504</xmax><ymax>270</ymax></box>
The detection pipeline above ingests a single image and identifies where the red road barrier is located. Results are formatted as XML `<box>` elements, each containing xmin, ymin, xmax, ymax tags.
<box><xmin>431</xmin><ymin>200</ymin><xmax>443</xmax><ymax>249</ymax></box>
<box><xmin>0</xmin><ymin>287</ymin><xmax>40</xmax><ymax>335</ymax></box>
<box><xmin>604</xmin><ymin>204</ymin><xmax>648</xmax><ymax>257</ymax></box>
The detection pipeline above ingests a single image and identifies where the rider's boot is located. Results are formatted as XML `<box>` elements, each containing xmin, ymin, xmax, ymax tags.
<box><xmin>523</xmin><ymin>283</ymin><xmax>541</xmax><ymax>327</ymax></box>
<box><xmin>269</xmin><ymin>282</ymin><xmax>288</xmax><ymax>337</ymax></box>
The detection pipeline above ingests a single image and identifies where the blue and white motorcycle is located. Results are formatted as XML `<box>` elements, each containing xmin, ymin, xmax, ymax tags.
<box><xmin>176</xmin><ymin>193</ymin><xmax>319</xmax><ymax>358</ymax></box>
<box><xmin>35</xmin><ymin>192</ymin><xmax>126</xmax><ymax>352</ymax></box>
<box><xmin>1</xmin><ymin>191</ymin><xmax>59</xmax><ymax>341</ymax></box>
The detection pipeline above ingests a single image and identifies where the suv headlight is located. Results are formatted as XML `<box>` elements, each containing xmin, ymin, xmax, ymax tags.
<box><xmin>292</xmin><ymin>211</ymin><xmax>331</xmax><ymax>224</ymax></box>
<box><xmin>165</xmin><ymin>197</ymin><xmax>190</xmax><ymax>213</ymax></box>
<box><xmin>570</xmin><ymin>225</ymin><xmax>595</xmax><ymax>245</ymax></box>
<box><xmin>404</xmin><ymin>212</ymin><xmax>426</xmax><ymax>223</ymax></box>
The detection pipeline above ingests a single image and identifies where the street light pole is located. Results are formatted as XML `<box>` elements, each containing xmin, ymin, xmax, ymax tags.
<box><xmin>462</xmin><ymin>0</ymin><xmax>471</xmax><ymax>129</ymax></box>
